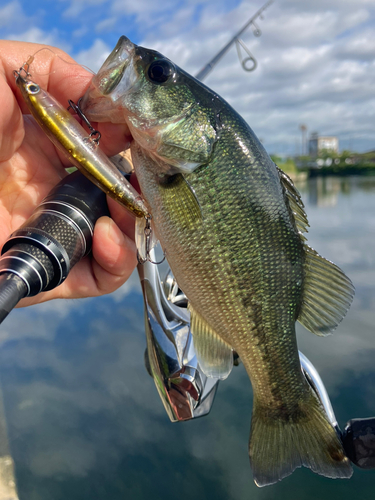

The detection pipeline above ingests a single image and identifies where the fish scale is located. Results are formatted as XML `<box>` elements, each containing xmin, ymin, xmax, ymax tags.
<box><xmin>82</xmin><ymin>35</ymin><xmax>354</xmax><ymax>487</ymax></box>
<box><xmin>133</xmin><ymin>119</ymin><xmax>306</xmax><ymax>407</ymax></box>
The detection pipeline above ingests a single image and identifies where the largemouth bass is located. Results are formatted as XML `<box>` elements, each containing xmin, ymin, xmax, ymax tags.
<box><xmin>82</xmin><ymin>36</ymin><xmax>354</xmax><ymax>486</ymax></box>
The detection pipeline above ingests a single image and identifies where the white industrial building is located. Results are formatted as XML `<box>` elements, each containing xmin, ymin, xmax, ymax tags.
<box><xmin>309</xmin><ymin>133</ymin><xmax>339</xmax><ymax>157</ymax></box>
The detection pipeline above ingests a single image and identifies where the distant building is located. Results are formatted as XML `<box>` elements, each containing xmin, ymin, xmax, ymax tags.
<box><xmin>309</xmin><ymin>133</ymin><xmax>339</xmax><ymax>157</ymax></box>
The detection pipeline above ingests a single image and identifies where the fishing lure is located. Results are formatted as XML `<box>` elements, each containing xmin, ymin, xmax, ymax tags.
<box><xmin>13</xmin><ymin>59</ymin><xmax>148</xmax><ymax>219</ymax></box>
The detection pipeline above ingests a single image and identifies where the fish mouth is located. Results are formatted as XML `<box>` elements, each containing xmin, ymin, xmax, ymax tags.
<box><xmin>81</xmin><ymin>36</ymin><xmax>137</xmax><ymax>123</ymax></box>
<box><xmin>96</xmin><ymin>36</ymin><xmax>135</xmax><ymax>96</ymax></box>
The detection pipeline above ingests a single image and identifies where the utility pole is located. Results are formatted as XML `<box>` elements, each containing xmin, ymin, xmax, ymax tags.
<box><xmin>299</xmin><ymin>124</ymin><xmax>307</xmax><ymax>156</ymax></box>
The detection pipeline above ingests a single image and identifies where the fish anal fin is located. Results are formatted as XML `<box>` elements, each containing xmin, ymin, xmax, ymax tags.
<box><xmin>298</xmin><ymin>246</ymin><xmax>354</xmax><ymax>336</ymax></box>
<box><xmin>189</xmin><ymin>304</ymin><xmax>233</xmax><ymax>380</ymax></box>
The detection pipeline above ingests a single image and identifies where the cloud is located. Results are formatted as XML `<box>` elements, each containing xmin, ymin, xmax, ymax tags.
<box><xmin>8</xmin><ymin>0</ymin><xmax>369</xmax><ymax>154</ymax></box>
<box><xmin>74</xmin><ymin>38</ymin><xmax>112</xmax><ymax>72</ymax></box>
<box><xmin>94</xmin><ymin>16</ymin><xmax>118</xmax><ymax>34</ymax></box>
<box><xmin>110</xmin><ymin>0</ymin><xmax>179</xmax><ymax>18</ymax></box>
<box><xmin>0</xmin><ymin>2</ymin><xmax>67</xmax><ymax>50</ymax></box>
<box><xmin>62</xmin><ymin>0</ymin><xmax>109</xmax><ymax>19</ymax></box>
<box><xmin>0</xmin><ymin>0</ymin><xmax>30</xmax><ymax>29</ymax></box>
<box><xmin>131</xmin><ymin>1</ymin><xmax>374</xmax><ymax>154</ymax></box>
<box><xmin>6</xmin><ymin>27</ymin><xmax>67</xmax><ymax>50</ymax></box>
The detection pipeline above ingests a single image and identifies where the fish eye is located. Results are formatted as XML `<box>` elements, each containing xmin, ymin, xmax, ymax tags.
<box><xmin>147</xmin><ymin>60</ymin><xmax>175</xmax><ymax>84</ymax></box>
<box><xmin>26</xmin><ymin>83</ymin><xmax>40</xmax><ymax>95</ymax></box>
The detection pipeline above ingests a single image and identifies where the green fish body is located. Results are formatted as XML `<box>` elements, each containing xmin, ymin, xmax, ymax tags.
<box><xmin>82</xmin><ymin>36</ymin><xmax>354</xmax><ymax>486</ymax></box>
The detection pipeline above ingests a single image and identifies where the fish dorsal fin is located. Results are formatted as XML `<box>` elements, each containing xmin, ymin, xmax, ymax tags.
<box><xmin>276</xmin><ymin>166</ymin><xmax>355</xmax><ymax>335</ymax></box>
<box><xmin>189</xmin><ymin>304</ymin><xmax>233</xmax><ymax>380</ymax></box>
<box><xmin>277</xmin><ymin>166</ymin><xmax>309</xmax><ymax>237</ymax></box>
<box><xmin>159</xmin><ymin>173</ymin><xmax>203</xmax><ymax>230</ymax></box>
<box><xmin>298</xmin><ymin>246</ymin><xmax>354</xmax><ymax>336</ymax></box>
<box><xmin>158</xmin><ymin>107</ymin><xmax>217</xmax><ymax>173</ymax></box>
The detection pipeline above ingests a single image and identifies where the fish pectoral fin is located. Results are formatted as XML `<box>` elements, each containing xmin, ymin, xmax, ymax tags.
<box><xmin>298</xmin><ymin>245</ymin><xmax>354</xmax><ymax>336</ymax></box>
<box><xmin>160</xmin><ymin>173</ymin><xmax>203</xmax><ymax>229</ymax></box>
<box><xmin>158</xmin><ymin>111</ymin><xmax>217</xmax><ymax>173</ymax></box>
<box><xmin>189</xmin><ymin>304</ymin><xmax>233</xmax><ymax>380</ymax></box>
<box><xmin>277</xmin><ymin>166</ymin><xmax>309</xmax><ymax>237</ymax></box>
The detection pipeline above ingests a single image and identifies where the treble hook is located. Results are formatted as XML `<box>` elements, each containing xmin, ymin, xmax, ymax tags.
<box><xmin>235</xmin><ymin>38</ymin><xmax>258</xmax><ymax>72</ymax></box>
<box><xmin>67</xmin><ymin>98</ymin><xmax>102</xmax><ymax>145</ymax></box>
<box><xmin>137</xmin><ymin>215</ymin><xmax>166</xmax><ymax>266</ymax></box>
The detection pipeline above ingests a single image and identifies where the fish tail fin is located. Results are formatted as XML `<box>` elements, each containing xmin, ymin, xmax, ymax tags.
<box><xmin>249</xmin><ymin>390</ymin><xmax>353</xmax><ymax>487</ymax></box>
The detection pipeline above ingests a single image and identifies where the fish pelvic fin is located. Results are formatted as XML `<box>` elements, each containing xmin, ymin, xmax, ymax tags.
<box><xmin>298</xmin><ymin>246</ymin><xmax>355</xmax><ymax>336</ymax></box>
<box><xmin>189</xmin><ymin>304</ymin><xmax>233</xmax><ymax>380</ymax></box>
<box><xmin>249</xmin><ymin>389</ymin><xmax>353</xmax><ymax>487</ymax></box>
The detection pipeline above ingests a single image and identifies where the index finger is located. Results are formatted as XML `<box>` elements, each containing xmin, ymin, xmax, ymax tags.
<box><xmin>0</xmin><ymin>40</ymin><xmax>92</xmax><ymax>112</ymax></box>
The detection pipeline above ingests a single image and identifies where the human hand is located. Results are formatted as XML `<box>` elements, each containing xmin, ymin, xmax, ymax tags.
<box><xmin>0</xmin><ymin>40</ymin><xmax>136</xmax><ymax>307</ymax></box>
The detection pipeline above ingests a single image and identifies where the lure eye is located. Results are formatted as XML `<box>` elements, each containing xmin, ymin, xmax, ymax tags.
<box><xmin>26</xmin><ymin>83</ymin><xmax>40</xmax><ymax>95</ymax></box>
<box><xmin>147</xmin><ymin>60</ymin><xmax>175</xmax><ymax>84</ymax></box>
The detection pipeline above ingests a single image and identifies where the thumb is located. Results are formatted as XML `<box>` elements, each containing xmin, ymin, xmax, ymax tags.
<box><xmin>91</xmin><ymin>216</ymin><xmax>137</xmax><ymax>294</ymax></box>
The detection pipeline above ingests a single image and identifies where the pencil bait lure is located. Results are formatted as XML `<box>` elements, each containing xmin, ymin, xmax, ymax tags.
<box><xmin>13</xmin><ymin>63</ymin><xmax>149</xmax><ymax>219</ymax></box>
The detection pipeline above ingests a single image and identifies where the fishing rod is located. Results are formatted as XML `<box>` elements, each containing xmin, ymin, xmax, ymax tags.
<box><xmin>195</xmin><ymin>0</ymin><xmax>273</xmax><ymax>81</ymax></box>
<box><xmin>0</xmin><ymin>61</ymin><xmax>145</xmax><ymax>325</ymax></box>
<box><xmin>0</xmin><ymin>169</ymin><xmax>112</xmax><ymax>497</ymax></box>
<box><xmin>0</xmin><ymin>170</ymin><xmax>110</xmax><ymax>324</ymax></box>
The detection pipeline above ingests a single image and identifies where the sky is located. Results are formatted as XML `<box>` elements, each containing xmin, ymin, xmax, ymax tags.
<box><xmin>1</xmin><ymin>0</ymin><xmax>374</xmax><ymax>155</ymax></box>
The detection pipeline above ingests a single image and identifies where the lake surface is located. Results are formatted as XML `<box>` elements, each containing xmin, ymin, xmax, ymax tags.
<box><xmin>0</xmin><ymin>175</ymin><xmax>374</xmax><ymax>499</ymax></box>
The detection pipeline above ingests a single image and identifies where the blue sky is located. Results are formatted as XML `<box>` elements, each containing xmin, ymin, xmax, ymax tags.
<box><xmin>1</xmin><ymin>0</ymin><xmax>374</xmax><ymax>154</ymax></box>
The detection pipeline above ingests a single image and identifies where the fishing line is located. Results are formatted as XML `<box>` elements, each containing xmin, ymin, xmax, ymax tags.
<box><xmin>21</xmin><ymin>47</ymin><xmax>95</xmax><ymax>81</ymax></box>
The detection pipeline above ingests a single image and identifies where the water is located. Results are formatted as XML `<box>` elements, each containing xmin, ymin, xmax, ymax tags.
<box><xmin>0</xmin><ymin>175</ymin><xmax>374</xmax><ymax>499</ymax></box>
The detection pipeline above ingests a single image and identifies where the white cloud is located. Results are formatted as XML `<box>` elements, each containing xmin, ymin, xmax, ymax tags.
<box><xmin>335</xmin><ymin>28</ymin><xmax>375</xmax><ymax>61</ymax></box>
<box><xmin>36</xmin><ymin>0</ymin><xmax>373</xmax><ymax>154</ymax></box>
<box><xmin>95</xmin><ymin>16</ymin><xmax>117</xmax><ymax>34</ymax></box>
<box><xmin>62</xmin><ymin>0</ymin><xmax>109</xmax><ymax>18</ymax></box>
<box><xmin>6</xmin><ymin>27</ymin><xmax>68</xmax><ymax>51</ymax></box>
<box><xmin>0</xmin><ymin>0</ymin><xmax>29</xmax><ymax>29</ymax></box>
<box><xmin>74</xmin><ymin>38</ymin><xmax>112</xmax><ymax>73</ymax></box>
<box><xmin>110</xmin><ymin>0</ymin><xmax>176</xmax><ymax>16</ymax></box>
